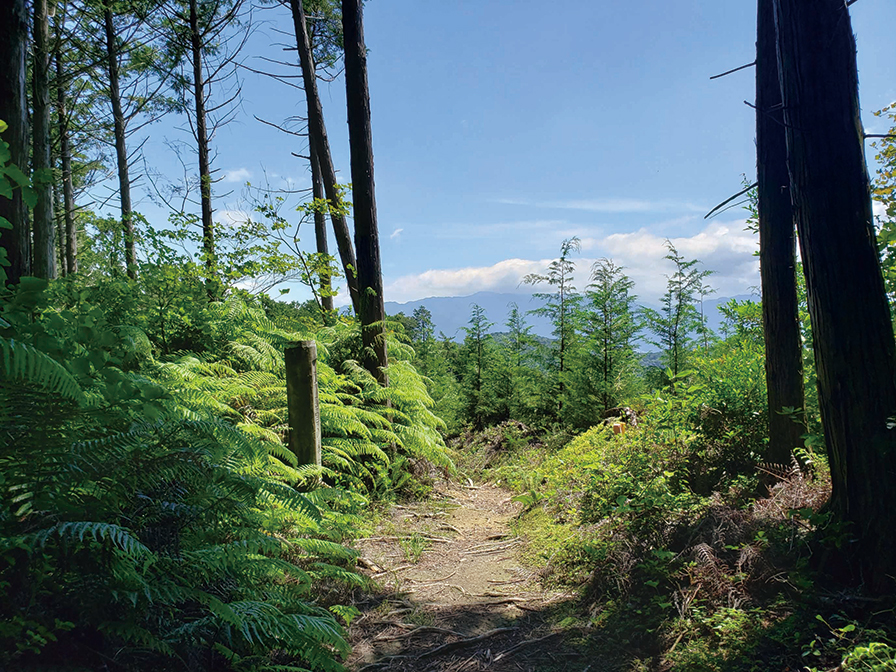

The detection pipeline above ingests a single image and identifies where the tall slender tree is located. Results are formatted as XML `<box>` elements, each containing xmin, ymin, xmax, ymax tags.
<box><xmin>0</xmin><ymin>0</ymin><xmax>31</xmax><ymax>284</ymax></box>
<box><xmin>462</xmin><ymin>304</ymin><xmax>494</xmax><ymax>429</ymax></box>
<box><xmin>161</xmin><ymin>0</ymin><xmax>248</xmax><ymax>295</ymax></box>
<box><xmin>32</xmin><ymin>0</ymin><xmax>57</xmax><ymax>279</ymax></box>
<box><xmin>504</xmin><ymin>302</ymin><xmax>535</xmax><ymax>418</ymax></box>
<box><xmin>774</xmin><ymin>0</ymin><xmax>896</xmax><ymax>585</ymax></box>
<box><xmin>289</xmin><ymin>0</ymin><xmax>360</xmax><ymax>315</ymax></box>
<box><xmin>55</xmin><ymin>12</ymin><xmax>78</xmax><ymax>275</ymax></box>
<box><xmin>310</xmin><ymin>146</ymin><xmax>334</xmax><ymax>312</ymax></box>
<box><xmin>756</xmin><ymin>0</ymin><xmax>804</xmax><ymax>464</ymax></box>
<box><xmin>584</xmin><ymin>258</ymin><xmax>639</xmax><ymax>411</ymax></box>
<box><xmin>342</xmin><ymin>0</ymin><xmax>387</xmax><ymax>384</ymax></box>
<box><xmin>524</xmin><ymin>236</ymin><xmax>581</xmax><ymax>413</ymax></box>
<box><xmin>103</xmin><ymin>0</ymin><xmax>135</xmax><ymax>276</ymax></box>
<box><xmin>643</xmin><ymin>241</ymin><xmax>712</xmax><ymax>379</ymax></box>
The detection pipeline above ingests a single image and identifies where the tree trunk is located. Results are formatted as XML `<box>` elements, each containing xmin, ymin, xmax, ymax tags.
<box><xmin>289</xmin><ymin>0</ymin><xmax>360</xmax><ymax>316</ymax></box>
<box><xmin>774</xmin><ymin>0</ymin><xmax>896</xmax><ymax>587</ymax></box>
<box><xmin>55</xmin><ymin>21</ymin><xmax>77</xmax><ymax>276</ymax></box>
<box><xmin>104</xmin><ymin>1</ymin><xmax>134</xmax><ymax>278</ymax></box>
<box><xmin>0</xmin><ymin>0</ymin><xmax>30</xmax><ymax>284</ymax></box>
<box><xmin>54</xmin><ymin>183</ymin><xmax>65</xmax><ymax>276</ymax></box>
<box><xmin>189</xmin><ymin>0</ymin><xmax>216</xmax><ymax>293</ymax></box>
<box><xmin>32</xmin><ymin>0</ymin><xmax>57</xmax><ymax>280</ymax></box>
<box><xmin>342</xmin><ymin>0</ymin><xmax>387</xmax><ymax>384</ymax></box>
<box><xmin>757</xmin><ymin>0</ymin><xmax>803</xmax><ymax>465</ymax></box>
<box><xmin>311</xmin><ymin>143</ymin><xmax>334</xmax><ymax>313</ymax></box>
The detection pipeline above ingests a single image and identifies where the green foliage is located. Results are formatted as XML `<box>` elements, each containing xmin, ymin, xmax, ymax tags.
<box><xmin>873</xmin><ymin>105</ymin><xmax>896</xmax><ymax>310</ymax></box>
<box><xmin>524</xmin><ymin>237</ymin><xmax>583</xmax><ymax>416</ymax></box>
<box><xmin>841</xmin><ymin>642</ymin><xmax>896</xmax><ymax>671</ymax></box>
<box><xmin>0</xmin><ymin>283</ymin><xmax>356</xmax><ymax>671</ymax></box>
<box><xmin>0</xmin><ymin>262</ymin><xmax>453</xmax><ymax>669</ymax></box>
<box><xmin>564</xmin><ymin>258</ymin><xmax>642</xmax><ymax>427</ymax></box>
<box><xmin>642</xmin><ymin>241</ymin><xmax>714</xmax><ymax>379</ymax></box>
<box><xmin>399</xmin><ymin>532</ymin><xmax>430</xmax><ymax>563</ymax></box>
<box><xmin>458</xmin><ymin>303</ymin><xmax>508</xmax><ymax>429</ymax></box>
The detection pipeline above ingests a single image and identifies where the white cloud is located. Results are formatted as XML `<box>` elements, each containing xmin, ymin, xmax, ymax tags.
<box><xmin>874</xmin><ymin>199</ymin><xmax>888</xmax><ymax>220</ymax></box>
<box><xmin>385</xmin><ymin>258</ymin><xmax>550</xmax><ymax>303</ymax></box>
<box><xmin>599</xmin><ymin>221</ymin><xmax>759</xmax><ymax>302</ymax></box>
<box><xmin>216</xmin><ymin>209</ymin><xmax>251</xmax><ymax>227</ymax></box>
<box><xmin>222</xmin><ymin>168</ymin><xmax>251</xmax><ymax>183</ymax></box>
<box><xmin>382</xmin><ymin>221</ymin><xmax>759</xmax><ymax>305</ymax></box>
<box><xmin>390</xmin><ymin>227</ymin><xmax>404</xmax><ymax>240</ymax></box>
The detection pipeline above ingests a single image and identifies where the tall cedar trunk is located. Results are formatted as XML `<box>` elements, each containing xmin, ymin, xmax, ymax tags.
<box><xmin>342</xmin><ymin>0</ymin><xmax>388</xmax><ymax>384</ymax></box>
<box><xmin>104</xmin><ymin>1</ymin><xmax>134</xmax><ymax>278</ymax></box>
<box><xmin>0</xmin><ymin>0</ymin><xmax>30</xmax><ymax>284</ymax></box>
<box><xmin>310</xmin><ymin>144</ymin><xmax>334</xmax><ymax>313</ymax></box>
<box><xmin>54</xmin><ymin>183</ymin><xmax>65</xmax><ymax>275</ymax></box>
<box><xmin>289</xmin><ymin>0</ymin><xmax>360</xmax><ymax>315</ymax></box>
<box><xmin>55</xmin><ymin>22</ymin><xmax>77</xmax><ymax>275</ymax></box>
<box><xmin>32</xmin><ymin>0</ymin><xmax>57</xmax><ymax>280</ymax></box>
<box><xmin>757</xmin><ymin>0</ymin><xmax>803</xmax><ymax>464</ymax></box>
<box><xmin>774</xmin><ymin>0</ymin><xmax>896</xmax><ymax>587</ymax></box>
<box><xmin>189</xmin><ymin>0</ymin><xmax>217</xmax><ymax>293</ymax></box>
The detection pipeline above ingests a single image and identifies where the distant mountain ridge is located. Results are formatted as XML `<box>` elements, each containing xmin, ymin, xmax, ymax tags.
<box><xmin>385</xmin><ymin>291</ymin><xmax>756</xmax><ymax>341</ymax></box>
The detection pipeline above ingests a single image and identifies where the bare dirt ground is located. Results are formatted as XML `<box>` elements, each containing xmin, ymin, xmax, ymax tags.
<box><xmin>347</xmin><ymin>481</ymin><xmax>591</xmax><ymax>672</ymax></box>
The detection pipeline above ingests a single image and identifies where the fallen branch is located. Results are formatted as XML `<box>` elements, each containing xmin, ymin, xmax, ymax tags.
<box><xmin>417</xmin><ymin>627</ymin><xmax>517</xmax><ymax>660</ymax></box>
<box><xmin>413</xmin><ymin>569</ymin><xmax>458</xmax><ymax>584</ymax></box>
<box><xmin>373</xmin><ymin>624</ymin><xmax>465</xmax><ymax>642</ymax></box>
<box><xmin>355</xmin><ymin>534</ymin><xmax>453</xmax><ymax>543</ymax></box>
<box><xmin>371</xmin><ymin>564</ymin><xmax>415</xmax><ymax>577</ymax></box>
<box><xmin>494</xmin><ymin>632</ymin><xmax>561</xmax><ymax>661</ymax></box>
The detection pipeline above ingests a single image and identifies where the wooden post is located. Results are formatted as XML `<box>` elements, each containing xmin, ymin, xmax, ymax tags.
<box><xmin>285</xmin><ymin>341</ymin><xmax>321</xmax><ymax>470</ymax></box>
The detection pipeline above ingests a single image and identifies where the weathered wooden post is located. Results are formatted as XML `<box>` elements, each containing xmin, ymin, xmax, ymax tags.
<box><xmin>284</xmin><ymin>341</ymin><xmax>322</xmax><ymax>473</ymax></box>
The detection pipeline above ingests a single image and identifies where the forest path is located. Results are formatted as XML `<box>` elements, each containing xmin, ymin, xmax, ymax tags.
<box><xmin>347</xmin><ymin>481</ymin><xmax>586</xmax><ymax>672</ymax></box>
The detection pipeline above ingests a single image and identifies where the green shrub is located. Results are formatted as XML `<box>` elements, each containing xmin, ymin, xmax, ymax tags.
<box><xmin>842</xmin><ymin>642</ymin><xmax>896</xmax><ymax>671</ymax></box>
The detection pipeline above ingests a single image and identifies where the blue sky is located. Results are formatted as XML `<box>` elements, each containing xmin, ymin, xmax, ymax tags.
<box><xmin>133</xmin><ymin>0</ymin><xmax>896</xmax><ymax>307</ymax></box>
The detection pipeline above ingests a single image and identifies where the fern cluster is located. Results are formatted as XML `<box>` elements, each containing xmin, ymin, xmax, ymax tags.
<box><xmin>1</xmin><ymin>276</ymin><xmax>453</xmax><ymax>670</ymax></box>
<box><xmin>0</xmin><ymin>281</ymin><xmax>359</xmax><ymax>670</ymax></box>
<box><xmin>154</xmin><ymin>295</ymin><xmax>454</xmax><ymax>495</ymax></box>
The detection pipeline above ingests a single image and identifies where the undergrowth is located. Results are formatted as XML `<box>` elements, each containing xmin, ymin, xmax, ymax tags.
<box><xmin>0</xmin><ymin>277</ymin><xmax>454</xmax><ymax>670</ymax></box>
<box><xmin>458</xmin><ymin>379</ymin><xmax>895</xmax><ymax>671</ymax></box>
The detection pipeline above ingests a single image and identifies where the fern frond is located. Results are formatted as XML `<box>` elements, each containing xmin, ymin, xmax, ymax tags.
<box><xmin>0</xmin><ymin>337</ymin><xmax>84</xmax><ymax>403</ymax></box>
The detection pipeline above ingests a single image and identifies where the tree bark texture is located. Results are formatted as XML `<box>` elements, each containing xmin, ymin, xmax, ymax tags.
<box><xmin>32</xmin><ymin>0</ymin><xmax>57</xmax><ymax>280</ymax></box>
<box><xmin>104</xmin><ymin>1</ymin><xmax>134</xmax><ymax>278</ymax></box>
<box><xmin>311</xmin><ymin>144</ymin><xmax>334</xmax><ymax>313</ymax></box>
<box><xmin>56</xmin><ymin>23</ymin><xmax>78</xmax><ymax>275</ymax></box>
<box><xmin>189</xmin><ymin>0</ymin><xmax>217</xmax><ymax>290</ymax></box>
<box><xmin>54</xmin><ymin>183</ymin><xmax>65</xmax><ymax>276</ymax></box>
<box><xmin>774</xmin><ymin>0</ymin><xmax>896</xmax><ymax>586</ymax></box>
<box><xmin>756</xmin><ymin>0</ymin><xmax>803</xmax><ymax>465</ymax></box>
<box><xmin>342</xmin><ymin>0</ymin><xmax>388</xmax><ymax>384</ymax></box>
<box><xmin>289</xmin><ymin>0</ymin><xmax>360</xmax><ymax>316</ymax></box>
<box><xmin>0</xmin><ymin>0</ymin><xmax>30</xmax><ymax>284</ymax></box>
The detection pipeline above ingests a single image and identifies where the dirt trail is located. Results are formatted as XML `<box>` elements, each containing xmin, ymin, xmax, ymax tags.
<box><xmin>348</xmin><ymin>481</ymin><xmax>586</xmax><ymax>671</ymax></box>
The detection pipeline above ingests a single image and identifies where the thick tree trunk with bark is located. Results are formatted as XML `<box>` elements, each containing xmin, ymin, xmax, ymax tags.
<box><xmin>55</xmin><ymin>25</ymin><xmax>77</xmax><ymax>275</ymax></box>
<box><xmin>32</xmin><ymin>0</ymin><xmax>57</xmax><ymax>280</ymax></box>
<box><xmin>342</xmin><ymin>0</ymin><xmax>388</xmax><ymax>384</ymax></box>
<box><xmin>189</xmin><ymin>0</ymin><xmax>217</xmax><ymax>292</ymax></box>
<box><xmin>289</xmin><ymin>0</ymin><xmax>360</xmax><ymax>316</ymax></box>
<box><xmin>104</xmin><ymin>1</ymin><xmax>134</xmax><ymax>278</ymax></box>
<box><xmin>311</xmin><ymin>144</ymin><xmax>334</xmax><ymax>313</ymax></box>
<box><xmin>757</xmin><ymin>0</ymin><xmax>803</xmax><ymax>465</ymax></box>
<box><xmin>0</xmin><ymin>0</ymin><xmax>30</xmax><ymax>284</ymax></box>
<box><xmin>774</xmin><ymin>0</ymin><xmax>896</xmax><ymax>587</ymax></box>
